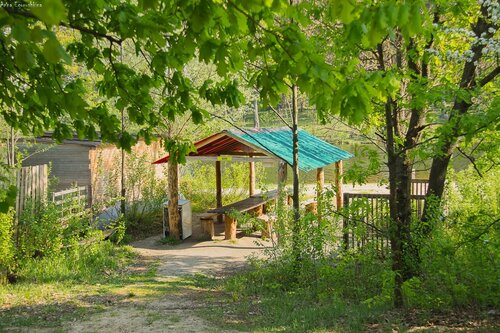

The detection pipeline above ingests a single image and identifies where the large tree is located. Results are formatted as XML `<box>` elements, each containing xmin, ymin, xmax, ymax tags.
<box><xmin>0</xmin><ymin>1</ymin><xmax>283</xmax><ymax>209</ymax></box>
<box><xmin>0</xmin><ymin>0</ymin><xmax>342</xmax><ymax>241</ymax></box>
<box><xmin>313</xmin><ymin>0</ymin><xmax>498</xmax><ymax>306</ymax></box>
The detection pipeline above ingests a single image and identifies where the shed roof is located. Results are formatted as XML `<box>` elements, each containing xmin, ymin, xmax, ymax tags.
<box><xmin>153</xmin><ymin>127</ymin><xmax>353</xmax><ymax>172</ymax></box>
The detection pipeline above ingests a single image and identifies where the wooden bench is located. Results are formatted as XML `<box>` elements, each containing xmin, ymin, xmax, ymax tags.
<box><xmin>207</xmin><ymin>190</ymin><xmax>277</xmax><ymax>240</ymax></box>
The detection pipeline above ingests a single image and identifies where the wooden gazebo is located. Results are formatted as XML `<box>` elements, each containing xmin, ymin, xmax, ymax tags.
<box><xmin>153</xmin><ymin>127</ymin><xmax>353</xmax><ymax>240</ymax></box>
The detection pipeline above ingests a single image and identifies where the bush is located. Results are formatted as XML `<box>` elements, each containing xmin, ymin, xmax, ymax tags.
<box><xmin>17</xmin><ymin>201</ymin><xmax>65</xmax><ymax>259</ymax></box>
<box><xmin>93</xmin><ymin>150</ymin><xmax>167</xmax><ymax>240</ymax></box>
<box><xmin>225</xmin><ymin>167</ymin><xmax>500</xmax><ymax>312</ymax></box>
<box><xmin>404</xmin><ymin>166</ymin><xmax>500</xmax><ymax>308</ymax></box>
<box><xmin>0</xmin><ymin>210</ymin><xmax>14</xmax><ymax>284</ymax></box>
<box><xmin>16</xmin><ymin>241</ymin><xmax>135</xmax><ymax>284</ymax></box>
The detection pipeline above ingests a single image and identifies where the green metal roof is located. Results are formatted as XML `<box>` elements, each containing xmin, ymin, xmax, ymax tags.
<box><xmin>226</xmin><ymin>127</ymin><xmax>353</xmax><ymax>172</ymax></box>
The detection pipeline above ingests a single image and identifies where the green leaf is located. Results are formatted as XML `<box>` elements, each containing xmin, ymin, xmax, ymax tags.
<box><xmin>339</xmin><ymin>0</ymin><xmax>355</xmax><ymax>24</ymax></box>
<box><xmin>42</xmin><ymin>36</ymin><xmax>71</xmax><ymax>64</ymax></box>
<box><xmin>139</xmin><ymin>0</ymin><xmax>158</xmax><ymax>10</ymax></box>
<box><xmin>31</xmin><ymin>0</ymin><xmax>66</xmax><ymax>25</ymax></box>
<box><xmin>0</xmin><ymin>185</ymin><xmax>17</xmax><ymax>213</ymax></box>
<box><xmin>11</xmin><ymin>25</ymin><xmax>30</xmax><ymax>41</ymax></box>
<box><xmin>15</xmin><ymin>44</ymin><xmax>34</xmax><ymax>69</ymax></box>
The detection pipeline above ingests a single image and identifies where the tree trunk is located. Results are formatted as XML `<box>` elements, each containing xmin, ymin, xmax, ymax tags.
<box><xmin>387</xmin><ymin>153</ymin><xmax>414</xmax><ymax>307</ymax></box>
<box><xmin>422</xmin><ymin>3</ymin><xmax>498</xmax><ymax>232</ymax></box>
<box><xmin>253</xmin><ymin>99</ymin><xmax>260</xmax><ymax>129</ymax></box>
<box><xmin>120</xmin><ymin>109</ymin><xmax>126</xmax><ymax>216</ymax></box>
<box><xmin>6</xmin><ymin>127</ymin><xmax>16</xmax><ymax>167</ymax></box>
<box><xmin>120</xmin><ymin>146</ymin><xmax>126</xmax><ymax>215</ymax></box>
<box><xmin>167</xmin><ymin>160</ymin><xmax>180</xmax><ymax>240</ymax></box>
<box><xmin>277</xmin><ymin>160</ymin><xmax>288</xmax><ymax>210</ymax></box>
<box><xmin>385</xmin><ymin>97</ymin><xmax>415</xmax><ymax>307</ymax></box>
<box><xmin>291</xmin><ymin>84</ymin><xmax>300</xmax><ymax>264</ymax></box>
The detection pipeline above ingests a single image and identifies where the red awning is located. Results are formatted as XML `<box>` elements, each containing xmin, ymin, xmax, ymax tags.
<box><xmin>152</xmin><ymin>131</ymin><xmax>266</xmax><ymax>164</ymax></box>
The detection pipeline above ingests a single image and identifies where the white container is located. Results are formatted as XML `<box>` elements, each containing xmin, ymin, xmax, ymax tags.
<box><xmin>163</xmin><ymin>199</ymin><xmax>192</xmax><ymax>240</ymax></box>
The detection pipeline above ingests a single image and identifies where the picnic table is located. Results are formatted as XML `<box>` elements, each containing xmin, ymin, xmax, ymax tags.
<box><xmin>207</xmin><ymin>190</ymin><xmax>278</xmax><ymax>240</ymax></box>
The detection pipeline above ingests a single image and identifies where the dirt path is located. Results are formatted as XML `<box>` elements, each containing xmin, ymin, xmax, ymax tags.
<box><xmin>132</xmin><ymin>234</ymin><xmax>271</xmax><ymax>277</ymax></box>
<box><xmin>65</xmin><ymin>234</ymin><xmax>270</xmax><ymax>333</ymax></box>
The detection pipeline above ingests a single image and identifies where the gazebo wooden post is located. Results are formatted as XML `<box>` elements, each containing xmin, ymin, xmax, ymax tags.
<box><xmin>335</xmin><ymin>161</ymin><xmax>343</xmax><ymax>210</ymax></box>
<box><xmin>215</xmin><ymin>160</ymin><xmax>223</xmax><ymax>224</ymax></box>
<box><xmin>277</xmin><ymin>160</ymin><xmax>288</xmax><ymax>209</ymax></box>
<box><xmin>316</xmin><ymin>167</ymin><xmax>324</xmax><ymax>219</ymax></box>
<box><xmin>249</xmin><ymin>160</ymin><xmax>256</xmax><ymax>196</ymax></box>
<box><xmin>316</xmin><ymin>167</ymin><xmax>324</xmax><ymax>199</ymax></box>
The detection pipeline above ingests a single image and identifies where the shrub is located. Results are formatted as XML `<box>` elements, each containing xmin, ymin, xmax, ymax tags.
<box><xmin>0</xmin><ymin>210</ymin><xmax>14</xmax><ymax>284</ymax></box>
<box><xmin>17</xmin><ymin>201</ymin><xmax>64</xmax><ymax>259</ymax></box>
<box><xmin>404</xmin><ymin>166</ymin><xmax>500</xmax><ymax>308</ymax></box>
<box><xmin>16</xmin><ymin>241</ymin><xmax>135</xmax><ymax>284</ymax></box>
<box><xmin>93</xmin><ymin>149</ymin><xmax>167</xmax><ymax>240</ymax></box>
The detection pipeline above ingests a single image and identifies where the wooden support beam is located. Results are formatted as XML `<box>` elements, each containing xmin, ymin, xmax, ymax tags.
<box><xmin>316</xmin><ymin>167</ymin><xmax>324</xmax><ymax>199</ymax></box>
<box><xmin>316</xmin><ymin>167</ymin><xmax>324</xmax><ymax>221</ymax></box>
<box><xmin>215</xmin><ymin>160</ymin><xmax>223</xmax><ymax>223</ymax></box>
<box><xmin>277</xmin><ymin>160</ymin><xmax>288</xmax><ymax>208</ymax></box>
<box><xmin>249</xmin><ymin>161</ymin><xmax>256</xmax><ymax>196</ymax></box>
<box><xmin>335</xmin><ymin>161</ymin><xmax>343</xmax><ymax>210</ymax></box>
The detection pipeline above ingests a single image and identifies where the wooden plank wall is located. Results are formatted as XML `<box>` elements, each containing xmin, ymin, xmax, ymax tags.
<box><xmin>22</xmin><ymin>143</ymin><xmax>92</xmax><ymax>192</ymax></box>
<box><xmin>342</xmin><ymin>179</ymin><xmax>429</xmax><ymax>254</ymax></box>
<box><xmin>15</xmin><ymin>164</ymin><xmax>48</xmax><ymax>216</ymax></box>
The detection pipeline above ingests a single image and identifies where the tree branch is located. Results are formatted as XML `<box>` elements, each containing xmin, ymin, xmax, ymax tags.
<box><xmin>479</xmin><ymin>66</ymin><xmax>500</xmax><ymax>87</ymax></box>
<box><xmin>457</xmin><ymin>146</ymin><xmax>483</xmax><ymax>178</ymax></box>
<box><xmin>4</xmin><ymin>7</ymin><xmax>122</xmax><ymax>45</ymax></box>
<box><xmin>268</xmin><ymin>105</ymin><xmax>292</xmax><ymax>129</ymax></box>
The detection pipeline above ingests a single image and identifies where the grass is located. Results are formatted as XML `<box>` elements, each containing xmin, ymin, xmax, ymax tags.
<box><xmin>192</xmin><ymin>261</ymin><xmax>500</xmax><ymax>333</ymax></box>
<box><xmin>1</xmin><ymin>237</ymin><xmax>497</xmax><ymax>332</ymax></box>
<box><xmin>0</xmin><ymin>240</ymin><xmax>223</xmax><ymax>332</ymax></box>
<box><xmin>195</xmin><ymin>280</ymin><xmax>394</xmax><ymax>332</ymax></box>
<box><xmin>0</xmin><ymin>241</ymin><xmax>157</xmax><ymax>331</ymax></box>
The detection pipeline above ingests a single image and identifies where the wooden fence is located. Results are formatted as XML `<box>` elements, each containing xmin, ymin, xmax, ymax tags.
<box><xmin>342</xmin><ymin>179</ymin><xmax>428</xmax><ymax>253</ymax></box>
<box><xmin>15</xmin><ymin>164</ymin><xmax>48</xmax><ymax>216</ymax></box>
<box><xmin>52</xmin><ymin>186</ymin><xmax>88</xmax><ymax>222</ymax></box>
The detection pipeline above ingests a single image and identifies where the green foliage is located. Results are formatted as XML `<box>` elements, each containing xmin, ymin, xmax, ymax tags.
<box><xmin>17</xmin><ymin>201</ymin><xmax>65</xmax><ymax>259</ymax></box>
<box><xmin>93</xmin><ymin>148</ymin><xmax>166</xmax><ymax>240</ymax></box>
<box><xmin>222</xmin><ymin>165</ymin><xmax>498</xmax><ymax>322</ymax></box>
<box><xmin>0</xmin><ymin>0</ymin><xmax>344</xmax><ymax>152</ymax></box>
<box><xmin>15</xmin><ymin>241</ymin><xmax>135</xmax><ymax>284</ymax></box>
<box><xmin>0</xmin><ymin>210</ymin><xmax>15</xmax><ymax>283</ymax></box>
<box><xmin>159</xmin><ymin>235</ymin><xmax>181</xmax><ymax>246</ymax></box>
<box><xmin>180</xmin><ymin>161</ymin><xmax>264</xmax><ymax>212</ymax></box>
<box><xmin>109</xmin><ymin>215</ymin><xmax>126</xmax><ymax>245</ymax></box>
<box><xmin>404</xmin><ymin>166</ymin><xmax>499</xmax><ymax>308</ymax></box>
<box><xmin>0</xmin><ymin>162</ymin><xmax>17</xmax><ymax>213</ymax></box>
<box><xmin>343</xmin><ymin>144</ymin><xmax>383</xmax><ymax>186</ymax></box>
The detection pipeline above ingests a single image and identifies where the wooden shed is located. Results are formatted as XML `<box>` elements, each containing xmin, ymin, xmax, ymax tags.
<box><xmin>21</xmin><ymin>134</ymin><xmax>165</xmax><ymax>206</ymax></box>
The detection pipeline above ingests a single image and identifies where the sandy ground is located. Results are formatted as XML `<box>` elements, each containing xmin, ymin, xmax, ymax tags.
<box><xmin>132</xmin><ymin>232</ymin><xmax>271</xmax><ymax>277</ymax></box>
<box><xmin>67</xmin><ymin>294</ymin><xmax>225</xmax><ymax>333</ymax></box>
<box><xmin>65</xmin><ymin>229</ymin><xmax>268</xmax><ymax>333</ymax></box>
